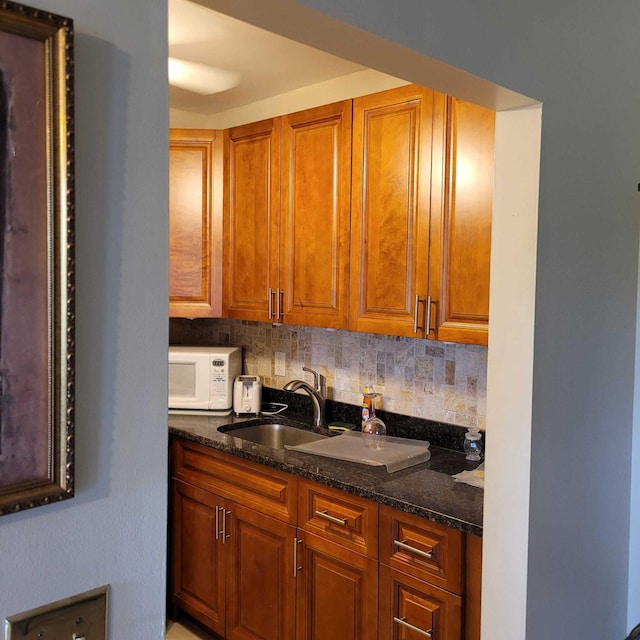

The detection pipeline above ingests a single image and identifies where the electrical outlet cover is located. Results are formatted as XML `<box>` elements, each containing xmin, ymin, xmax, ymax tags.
<box><xmin>6</xmin><ymin>585</ymin><xmax>109</xmax><ymax>639</ymax></box>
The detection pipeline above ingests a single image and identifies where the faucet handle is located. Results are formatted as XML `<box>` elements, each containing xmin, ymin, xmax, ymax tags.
<box><xmin>303</xmin><ymin>367</ymin><xmax>326</xmax><ymax>394</ymax></box>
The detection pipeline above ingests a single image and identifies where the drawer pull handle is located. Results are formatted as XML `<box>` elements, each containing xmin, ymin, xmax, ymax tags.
<box><xmin>394</xmin><ymin>616</ymin><xmax>433</xmax><ymax>638</ymax></box>
<box><xmin>268</xmin><ymin>287</ymin><xmax>274</xmax><ymax>320</ymax></box>
<box><xmin>293</xmin><ymin>538</ymin><xmax>302</xmax><ymax>577</ymax></box>
<box><xmin>222</xmin><ymin>509</ymin><xmax>231</xmax><ymax>544</ymax></box>
<box><xmin>394</xmin><ymin>539</ymin><xmax>433</xmax><ymax>559</ymax></box>
<box><xmin>315</xmin><ymin>510</ymin><xmax>348</xmax><ymax>526</ymax></box>
<box><xmin>426</xmin><ymin>295</ymin><xmax>435</xmax><ymax>335</ymax></box>
<box><xmin>414</xmin><ymin>294</ymin><xmax>425</xmax><ymax>333</ymax></box>
<box><xmin>215</xmin><ymin>505</ymin><xmax>220</xmax><ymax>541</ymax></box>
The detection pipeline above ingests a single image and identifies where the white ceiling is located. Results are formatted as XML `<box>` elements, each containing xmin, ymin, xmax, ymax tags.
<box><xmin>168</xmin><ymin>0</ymin><xmax>367</xmax><ymax>116</ymax></box>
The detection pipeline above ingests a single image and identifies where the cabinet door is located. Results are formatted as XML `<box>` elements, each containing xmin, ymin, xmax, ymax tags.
<box><xmin>280</xmin><ymin>101</ymin><xmax>352</xmax><ymax>328</ymax></box>
<box><xmin>226</xmin><ymin>502</ymin><xmax>296</xmax><ymax>640</ymax></box>
<box><xmin>429</xmin><ymin>97</ymin><xmax>495</xmax><ymax>345</ymax></box>
<box><xmin>379</xmin><ymin>564</ymin><xmax>462</xmax><ymax>640</ymax></box>
<box><xmin>296</xmin><ymin>530</ymin><xmax>378</xmax><ymax>640</ymax></box>
<box><xmin>350</xmin><ymin>84</ymin><xmax>435</xmax><ymax>338</ymax></box>
<box><xmin>171</xmin><ymin>480</ymin><xmax>225</xmax><ymax>637</ymax></box>
<box><xmin>169</xmin><ymin>129</ymin><xmax>223</xmax><ymax>318</ymax></box>
<box><xmin>224</xmin><ymin>118</ymin><xmax>281</xmax><ymax>321</ymax></box>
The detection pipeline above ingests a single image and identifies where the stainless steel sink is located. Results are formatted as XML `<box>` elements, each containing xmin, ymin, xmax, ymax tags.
<box><xmin>219</xmin><ymin>423</ymin><xmax>328</xmax><ymax>449</ymax></box>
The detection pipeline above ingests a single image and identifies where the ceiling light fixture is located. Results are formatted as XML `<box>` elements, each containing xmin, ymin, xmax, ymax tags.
<box><xmin>168</xmin><ymin>57</ymin><xmax>241</xmax><ymax>95</ymax></box>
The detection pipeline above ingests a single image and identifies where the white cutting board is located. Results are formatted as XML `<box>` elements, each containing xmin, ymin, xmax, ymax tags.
<box><xmin>285</xmin><ymin>431</ymin><xmax>430</xmax><ymax>472</ymax></box>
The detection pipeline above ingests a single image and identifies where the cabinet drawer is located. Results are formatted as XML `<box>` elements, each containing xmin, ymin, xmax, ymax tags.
<box><xmin>171</xmin><ymin>437</ymin><xmax>297</xmax><ymax>524</ymax></box>
<box><xmin>379</xmin><ymin>564</ymin><xmax>462</xmax><ymax>640</ymax></box>
<box><xmin>380</xmin><ymin>505</ymin><xmax>463</xmax><ymax>594</ymax></box>
<box><xmin>298</xmin><ymin>479</ymin><xmax>378</xmax><ymax>558</ymax></box>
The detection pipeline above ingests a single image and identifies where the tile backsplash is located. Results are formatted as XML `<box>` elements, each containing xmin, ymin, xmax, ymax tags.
<box><xmin>170</xmin><ymin>319</ymin><xmax>487</xmax><ymax>429</ymax></box>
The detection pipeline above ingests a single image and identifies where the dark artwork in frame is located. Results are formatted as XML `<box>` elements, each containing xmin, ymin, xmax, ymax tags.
<box><xmin>0</xmin><ymin>1</ymin><xmax>75</xmax><ymax>516</ymax></box>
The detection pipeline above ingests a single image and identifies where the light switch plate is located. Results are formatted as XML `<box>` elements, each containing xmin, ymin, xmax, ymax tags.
<box><xmin>6</xmin><ymin>585</ymin><xmax>109</xmax><ymax>639</ymax></box>
<box><xmin>275</xmin><ymin>352</ymin><xmax>286</xmax><ymax>377</ymax></box>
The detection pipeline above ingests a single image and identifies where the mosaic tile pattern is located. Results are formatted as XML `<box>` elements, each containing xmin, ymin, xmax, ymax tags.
<box><xmin>170</xmin><ymin>319</ymin><xmax>487</xmax><ymax>429</ymax></box>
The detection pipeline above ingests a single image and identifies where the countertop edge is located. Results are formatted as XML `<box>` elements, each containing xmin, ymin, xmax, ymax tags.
<box><xmin>169</xmin><ymin>424</ymin><xmax>483</xmax><ymax>537</ymax></box>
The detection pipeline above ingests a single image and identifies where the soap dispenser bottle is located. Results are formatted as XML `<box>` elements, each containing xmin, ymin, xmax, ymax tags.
<box><xmin>464</xmin><ymin>428</ymin><xmax>483</xmax><ymax>461</ymax></box>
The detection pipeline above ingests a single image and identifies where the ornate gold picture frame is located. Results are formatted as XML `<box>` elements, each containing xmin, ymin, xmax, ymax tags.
<box><xmin>0</xmin><ymin>2</ymin><xmax>74</xmax><ymax>515</ymax></box>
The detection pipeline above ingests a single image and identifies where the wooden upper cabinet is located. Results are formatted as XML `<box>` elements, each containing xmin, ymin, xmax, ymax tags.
<box><xmin>221</xmin><ymin>87</ymin><xmax>495</xmax><ymax>343</ymax></box>
<box><xmin>224</xmin><ymin>118</ymin><xmax>281</xmax><ymax>322</ymax></box>
<box><xmin>349</xmin><ymin>84</ymin><xmax>435</xmax><ymax>338</ymax></box>
<box><xmin>169</xmin><ymin>129</ymin><xmax>223</xmax><ymax>318</ymax></box>
<box><xmin>224</xmin><ymin>102</ymin><xmax>352</xmax><ymax>328</ymax></box>
<box><xmin>350</xmin><ymin>86</ymin><xmax>495</xmax><ymax>344</ymax></box>
<box><xmin>430</xmin><ymin>97</ymin><xmax>495</xmax><ymax>345</ymax></box>
<box><xmin>280</xmin><ymin>101</ymin><xmax>352</xmax><ymax>329</ymax></box>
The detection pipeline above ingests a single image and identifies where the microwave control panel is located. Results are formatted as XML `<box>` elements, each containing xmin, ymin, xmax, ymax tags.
<box><xmin>210</xmin><ymin>359</ymin><xmax>229</xmax><ymax>401</ymax></box>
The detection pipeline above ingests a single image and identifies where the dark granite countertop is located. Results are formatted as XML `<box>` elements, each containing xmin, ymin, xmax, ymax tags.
<box><xmin>168</xmin><ymin>411</ymin><xmax>483</xmax><ymax>536</ymax></box>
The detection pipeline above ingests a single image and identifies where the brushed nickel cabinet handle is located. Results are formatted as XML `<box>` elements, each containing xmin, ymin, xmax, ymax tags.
<box><xmin>268</xmin><ymin>287</ymin><xmax>274</xmax><ymax>319</ymax></box>
<box><xmin>394</xmin><ymin>616</ymin><xmax>433</xmax><ymax>638</ymax></box>
<box><xmin>315</xmin><ymin>509</ymin><xmax>348</xmax><ymax>526</ymax></box>
<box><xmin>426</xmin><ymin>296</ymin><xmax>438</xmax><ymax>336</ymax></box>
<box><xmin>293</xmin><ymin>538</ymin><xmax>303</xmax><ymax>577</ymax></box>
<box><xmin>393</xmin><ymin>539</ymin><xmax>433</xmax><ymax>559</ymax></box>
<box><xmin>215</xmin><ymin>505</ymin><xmax>220</xmax><ymax>541</ymax></box>
<box><xmin>414</xmin><ymin>294</ymin><xmax>425</xmax><ymax>333</ymax></box>
<box><xmin>221</xmin><ymin>509</ymin><xmax>231</xmax><ymax>544</ymax></box>
<box><xmin>277</xmin><ymin>287</ymin><xmax>284</xmax><ymax>321</ymax></box>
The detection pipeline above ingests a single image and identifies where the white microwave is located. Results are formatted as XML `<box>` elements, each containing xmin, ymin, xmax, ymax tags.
<box><xmin>168</xmin><ymin>346</ymin><xmax>242</xmax><ymax>414</ymax></box>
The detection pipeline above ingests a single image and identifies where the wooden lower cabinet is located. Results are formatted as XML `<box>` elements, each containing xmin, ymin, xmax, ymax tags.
<box><xmin>295</xmin><ymin>530</ymin><xmax>378</xmax><ymax>640</ymax></box>
<box><xmin>170</xmin><ymin>439</ymin><xmax>481</xmax><ymax>640</ymax></box>
<box><xmin>171</xmin><ymin>479</ymin><xmax>296</xmax><ymax>640</ymax></box>
<box><xmin>379</xmin><ymin>505</ymin><xmax>466</xmax><ymax>639</ymax></box>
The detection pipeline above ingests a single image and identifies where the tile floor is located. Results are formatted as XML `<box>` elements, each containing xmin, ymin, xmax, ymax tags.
<box><xmin>166</xmin><ymin>618</ymin><xmax>215</xmax><ymax>640</ymax></box>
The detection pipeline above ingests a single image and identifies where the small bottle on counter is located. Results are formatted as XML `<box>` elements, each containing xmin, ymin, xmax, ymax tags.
<box><xmin>464</xmin><ymin>428</ymin><xmax>483</xmax><ymax>461</ymax></box>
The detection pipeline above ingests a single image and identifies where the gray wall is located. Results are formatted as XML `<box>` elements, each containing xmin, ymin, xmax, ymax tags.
<box><xmin>285</xmin><ymin>1</ymin><xmax>640</xmax><ymax>638</ymax></box>
<box><xmin>0</xmin><ymin>0</ymin><xmax>168</xmax><ymax>636</ymax></box>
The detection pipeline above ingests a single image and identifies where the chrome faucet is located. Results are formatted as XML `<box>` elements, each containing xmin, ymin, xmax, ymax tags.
<box><xmin>283</xmin><ymin>367</ymin><xmax>327</xmax><ymax>427</ymax></box>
